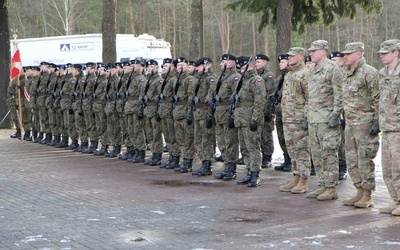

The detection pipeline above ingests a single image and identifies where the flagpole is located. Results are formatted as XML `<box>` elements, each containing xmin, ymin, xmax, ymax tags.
<box><xmin>12</xmin><ymin>30</ymin><xmax>24</xmax><ymax>139</ymax></box>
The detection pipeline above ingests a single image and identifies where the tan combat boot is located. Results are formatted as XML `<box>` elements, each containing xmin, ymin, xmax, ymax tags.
<box><xmin>317</xmin><ymin>187</ymin><xmax>338</xmax><ymax>201</ymax></box>
<box><xmin>291</xmin><ymin>177</ymin><xmax>308</xmax><ymax>194</ymax></box>
<box><xmin>379</xmin><ymin>201</ymin><xmax>399</xmax><ymax>214</ymax></box>
<box><xmin>354</xmin><ymin>189</ymin><xmax>374</xmax><ymax>208</ymax></box>
<box><xmin>391</xmin><ymin>205</ymin><xmax>400</xmax><ymax>216</ymax></box>
<box><xmin>279</xmin><ymin>175</ymin><xmax>300</xmax><ymax>192</ymax></box>
<box><xmin>306</xmin><ymin>186</ymin><xmax>327</xmax><ymax>199</ymax></box>
<box><xmin>342</xmin><ymin>188</ymin><xmax>363</xmax><ymax>206</ymax></box>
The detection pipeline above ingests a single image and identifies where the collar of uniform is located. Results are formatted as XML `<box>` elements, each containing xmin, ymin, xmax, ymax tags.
<box><xmin>311</xmin><ymin>57</ymin><xmax>329</xmax><ymax>74</ymax></box>
<box><xmin>346</xmin><ymin>57</ymin><xmax>366</xmax><ymax>76</ymax></box>
<box><xmin>383</xmin><ymin>61</ymin><xmax>400</xmax><ymax>76</ymax></box>
<box><xmin>288</xmin><ymin>62</ymin><xmax>305</xmax><ymax>72</ymax></box>
<box><xmin>256</xmin><ymin>67</ymin><xmax>267</xmax><ymax>75</ymax></box>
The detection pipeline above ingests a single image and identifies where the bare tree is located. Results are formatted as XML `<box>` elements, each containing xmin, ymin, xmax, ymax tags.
<box><xmin>190</xmin><ymin>0</ymin><xmax>202</xmax><ymax>59</ymax></box>
<box><xmin>102</xmin><ymin>0</ymin><xmax>116</xmax><ymax>63</ymax></box>
<box><xmin>44</xmin><ymin>0</ymin><xmax>83</xmax><ymax>35</ymax></box>
<box><xmin>0</xmin><ymin>0</ymin><xmax>11</xmax><ymax>128</ymax></box>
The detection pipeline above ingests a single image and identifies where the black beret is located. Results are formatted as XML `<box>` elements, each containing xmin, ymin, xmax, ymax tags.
<box><xmin>194</xmin><ymin>57</ymin><xmax>212</xmax><ymax>67</ymax></box>
<box><xmin>305</xmin><ymin>56</ymin><xmax>312</xmax><ymax>62</ymax></box>
<box><xmin>66</xmin><ymin>63</ymin><xmax>73</xmax><ymax>68</ymax></box>
<box><xmin>48</xmin><ymin>63</ymin><xmax>57</xmax><ymax>69</ymax></box>
<box><xmin>220</xmin><ymin>54</ymin><xmax>236</xmax><ymax>61</ymax></box>
<box><xmin>329</xmin><ymin>51</ymin><xmax>344</xmax><ymax>59</ymax></box>
<box><xmin>85</xmin><ymin>62</ymin><xmax>96</xmax><ymax>67</ymax></box>
<box><xmin>24</xmin><ymin>66</ymin><xmax>32</xmax><ymax>71</ymax></box>
<box><xmin>130</xmin><ymin>59</ymin><xmax>141</xmax><ymax>65</ymax></box>
<box><xmin>40</xmin><ymin>61</ymin><xmax>48</xmax><ymax>66</ymax></box>
<box><xmin>188</xmin><ymin>61</ymin><xmax>196</xmax><ymax>66</ymax></box>
<box><xmin>255</xmin><ymin>54</ymin><xmax>270</xmax><ymax>61</ymax></box>
<box><xmin>163</xmin><ymin>58</ymin><xmax>174</xmax><ymax>64</ymax></box>
<box><xmin>32</xmin><ymin>66</ymin><xmax>40</xmax><ymax>71</ymax></box>
<box><xmin>97</xmin><ymin>62</ymin><xmax>106</xmax><ymax>68</ymax></box>
<box><xmin>278</xmin><ymin>54</ymin><xmax>289</xmax><ymax>62</ymax></box>
<box><xmin>121</xmin><ymin>61</ymin><xmax>131</xmax><ymax>67</ymax></box>
<box><xmin>174</xmin><ymin>57</ymin><xmax>188</xmax><ymax>67</ymax></box>
<box><xmin>73</xmin><ymin>64</ymin><xmax>83</xmax><ymax>70</ymax></box>
<box><xmin>236</xmin><ymin>56</ymin><xmax>250</xmax><ymax>68</ymax></box>
<box><xmin>115</xmin><ymin>62</ymin><xmax>123</xmax><ymax>68</ymax></box>
<box><xmin>146</xmin><ymin>59</ymin><xmax>158</xmax><ymax>66</ymax></box>
<box><xmin>106</xmin><ymin>63</ymin><xmax>115</xmax><ymax>69</ymax></box>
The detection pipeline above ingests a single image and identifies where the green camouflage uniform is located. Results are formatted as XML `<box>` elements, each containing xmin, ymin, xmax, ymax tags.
<box><xmin>37</xmin><ymin>72</ymin><xmax>51</xmax><ymax>133</ymax></box>
<box><xmin>82</xmin><ymin>72</ymin><xmax>98</xmax><ymax>142</ymax></box>
<box><xmin>60</xmin><ymin>72</ymin><xmax>78</xmax><ymax>141</ymax></box>
<box><xmin>104</xmin><ymin>73</ymin><xmax>121</xmax><ymax>146</ymax></box>
<box><xmin>92</xmin><ymin>73</ymin><xmax>108</xmax><ymax>145</ymax></box>
<box><xmin>75</xmin><ymin>74</ymin><xmax>88</xmax><ymax>143</ymax></box>
<box><xmin>45</xmin><ymin>72</ymin><xmax>59</xmax><ymax>138</ymax></box>
<box><xmin>115</xmin><ymin>73</ymin><xmax>129</xmax><ymax>147</ymax></box>
<box><xmin>28</xmin><ymin>74</ymin><xmax>40</xmax><ymax>135</ymax></box>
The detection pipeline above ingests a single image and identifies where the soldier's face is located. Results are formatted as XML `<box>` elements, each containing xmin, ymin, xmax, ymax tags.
<box><xmin>162</xmin><ymin>63</ymin><xmax>172</xmax><ymax>73</ymax></box>
<box><xmin>305</xmin><ymin>61</ymin><xmax>314</xmax><ymax>70</ymax></box>
<box><xmin>255</xmin><ymin>59</ymin><xmax>268</xmax><ymax>69</ymax></box>
<box><xmin>279</xmin><ymin>60</ymin><xmax>288</xmax><ymax>70</ymax></box>
<box><xmin>380</xmin><ymin>51</ymin><xmax>399</xmax><ymax>65</ymax></box>
<box><xmin>331</xmin><ymin>57</ymin><xmax>345</xmax><ymax>66</ymax></box>
<box><xmin>309</xmin><ymin>49</ymin><xmax>326</xmax><ymax>64</ymax></box>
<box><xmin>25</xmin><ymin>69</ymin><xmax>33</xmax><ymax>76</ymax></box>
<box><xmin>177</xmin><ymin>62</ymin><xmax>187</xmax><ymax>73</ymax></box>
<box><xmin>147</xmin><ymin>65</ymin><xmax>158</xmax><ymax>74</ymax></box>
<box><xmin>188</xmin><ymin>65</ymin><xmax>195</xmax><ymax>73</ymax></box>
<box><xmin>288</xmin><ymin>54</ymin><xmax>302</xmax><ymax>66</ymax></box>
<box><xmin>344</xmin><ymin>51</ymin><xmax>362</xmax><ymax>67</ymax></box>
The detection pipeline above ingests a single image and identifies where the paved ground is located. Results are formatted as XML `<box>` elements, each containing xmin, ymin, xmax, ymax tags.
<box><xmin>1</xmin><ymin>129</ymin><xmax>400</xmax><ymax>250</ymax></box>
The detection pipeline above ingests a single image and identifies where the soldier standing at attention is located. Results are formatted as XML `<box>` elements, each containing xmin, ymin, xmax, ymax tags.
<box><xmin>234</xmin><ymin>56</ymin><xmax>267</xmax><ymax>187</ymax></box>
<box><xmin>306</xmin><ymin>40</ymin><xmax>344</xmax><ymax>201</ymax></box>
<box><xmin>210</xmin><ymin>54</ymin><xmax>240</xmax><ymax>181</ymax></box>
<box><xmin>255</xmin><ymin>54</ymin><xmax>275</xmax><ymax>168</ymax></box>
<box><xmin>278</xmin><ymin>47</ymin><xmax>311</xmax><ymax>194</ymax></box>
<box><xmin>329</xmin><ymin>51</ymin><xmax>348</xmax><ymax>180</ymax></box>
<box><xmin>28</xmin><ymin>66</ymin><xmax>41</xmax><ymax>142</ymax></box>
<box><xmin>376</xmin><ymin>39</ymin><xmax>400</xmax><ymax>215</ymax></box>
<box><xmin>340</xmin><ymin>42</ymin><xmax>380</xmax><ymax>208</ymax></box>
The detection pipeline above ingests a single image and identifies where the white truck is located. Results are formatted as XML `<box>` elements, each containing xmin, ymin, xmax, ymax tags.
<box><xmin>13</xmin><ymin>33</ymin><xmax>172</xmax><ymax>66</ymax></box>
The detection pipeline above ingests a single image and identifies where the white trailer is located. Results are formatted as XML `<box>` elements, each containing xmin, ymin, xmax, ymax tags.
<box><xmin>13</xmin><ymin>33</ymin><xmax>172</xmax><ymax>66</ymax></box>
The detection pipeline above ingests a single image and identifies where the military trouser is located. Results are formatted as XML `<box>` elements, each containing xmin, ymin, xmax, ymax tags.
<box><xmin>74</xmin><ymin>111</ymin><xmax>88</xmax><ymax>142</ymax></box>
<box><xmin>309</xmin><ymin>123</ymin><xmax>341</xmax><ymax>188</ymax></box>
<box><xmin>118</xmin><ymin>112</ymin><xmax>128</xmax><ymax>146</ymax></box>
<box><xmin>48</xmin><ymin>108</ymin><xmax>56</xmax><ymax>135</ymax></box>
<box><xmin>261</xmin><ymin>118</ymin><xmax>275</xmax><ymax>156</ymax></box>
<box><xmin>54</xmin><ymin>108</ymin><xmax>63</xmax><ymax>136</ymax></box>
<box><xmin>174</xmin><ymin>118</ymin><xmax>195</xmax><ymax>159</ymax></box>
<box><xmin>345</xmin><ymin>124</ymin><xmax>379</xmax><ymax>191</ymax></box>
<box><xmin>39</xmin><ymin>106</ymin><xmax>49</xmax><ymax>132</ymax></box>
<box><xmin>106</xmin><ymin>112</ymin><xmax>121</xmax><ymax>146</ymax></box>
<box><xmin>382</xmin><ymin>132</ymin><xmax>400</xmax><ymax>202</ymax></box>
<box><xmin>275</xmin><ymin>105</ymin><xmax>289</xmax><ymax>155</ymax></box>
<box><xmin>215</xmin><ymin>123</ymin><xmax>238</xmax><ymax>164</ymax></box>
<box><xmin>31</xmin><ymin>107</ymin><xmax>40</xmax><ymax>133</ymax></box>
<box><xmin>63</xmin><ymin>109</ymin><xmax>77</xmax><ymax>140</ymax></box>
<box><xmin>127</xmin><ymin>113</ymin><xmax>146</xmax><ymax>150</ymax></box>
<box><xmin>161</xmin><ymin>116</ymin><xmax>179</xmax><ymax>156</ymax></box>
<box><xmin>238</xmin><ymin>126</ymin><xmax>262</xmax><ymax>172</ymax></box>
<box><xmin>95</xmin><ymin>111</ymin><xmax>107</xmax><ymax>145</ymax></box>
<box><xmin>283</xmin><ymin>122</ymin><xmax>310</xmax><ymax>178</ymax></box>
<box><xmin>15</xmin><ymin>106</ymin><xmax>31</xmax><ymax>131</ymax></box>
<box><xmin>145</xmin><ymin>116</ymin><xmax>163</xmax><ymax>154</ymax></box>
<box><xmin>194</xmin><ymin>118</ymin><xmax>215</xmax><ymax>162</ymax></box>
<box><xmin>84</xmin><ymin>110</ymin><xmax>98</xmax><ymax>141</ymax></box>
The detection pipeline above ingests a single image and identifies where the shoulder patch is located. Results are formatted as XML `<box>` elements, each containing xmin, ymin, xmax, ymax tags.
<box><xmin>234</xmin><ymin>77</ymin><xmax>239</xmax><ymax>81</ymax></box>
<box><xmin>257</xmin><ymin>79</ymin><xmax>263</xmax><ymax>82</ymax></box>
<box><xmin>210</xmin><ymin>79</ymin><xmax>215</xmax><ymax>83</ymax></box>
<box><xmin>268</xmin><ymin>75</ymin><xmax>273</xmax><ymax>78</ymax></box>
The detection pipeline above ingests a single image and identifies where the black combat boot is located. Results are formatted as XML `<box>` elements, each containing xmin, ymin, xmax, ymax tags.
<box><xmin>174</xmin><ymin>158</ymin><xmax>186</xmax><ymax>172</ymax></box>
<box><xmin>310</xmin><ymin>159</ymin><xmax>316</xmax><ymax>176</ymax></box>
<box><xmin>10</xmin><ymin>129</ymin><xmax>21</xmax><ymax>139</ymax></box>
<box><xmin>247</xmin><ymin>171</ymin><xmax>260</xmax><ymax>187</ymax></box>
<box><xmin>262</xmin><ymin>153</ymin><xmax>272</xmax><ymax>168</ymax></box>
<box><xmin>197</xmin><ymin>160</ymin><xmax>212</xmax><ymax>176</ymax></box>
<box><xmin>119</xmin><ymin>146</ymin><xmax>135</xmax><ymax>160</ymax></box>
<box><xmin>165</xmin><ymin>155</ymin><xmax>180</xmax><ymax>169</ymax></box>
<box><xmin>275</xmin><ymin>153</ymin><xmax>291</xmax><ymax>171</ymax></box>
<box><xmin>82</xmin><ymin>141</ymin><xmax>93</xmax><ymax>154</ymax></box>
<box><xmin>237</xmin><ymin>169</ymin><xmax>252</xmax><ymax>185</ymax></box>
<box><xmin>50</xmin><ymin>134</ymin><xmax>61</xmax><ymax>146</ymax></box>
<box><xmin>180</xmin><ymin>159</ymin><xmax>193</xmax><ymax>173</ymax></box>
<box><xmin>339</xmin><ymin>163</ymin><xmax>348</xmax><ymax>180</ymax></box>
<box><xmin>129</xmin><ymin>150</ymin><xmax>146</xmax><ymax>163</ymax></box>
<box><xmin>237</xmin><ymin>157</ymin><xmax>245</xmax><ymax>165</ymax></box>
<box><xmin>35</xmin><ymin>132</ymin><xmax>43</xmax><ymax>143</ymax></box>
<box><xmin>23</xmin><ymin>130</ymin><xmax>32</xmax><ymax>141</ymax></box>
<box><xmin>31</xmin><ymin>131</ymin><xmax>38</xmax><ymax>143</ymax></box>
<box><xmin>160</xmin><ymin>155</ymin><xmax>173</xmax><ymax>168</ymax></box>
<box><xmin>94</xmin><ymin>144</ymin><xmax>108</xmax><ymax>156</ymax></box>
<box><xmin>149</xmin><ymin>153</ymin><xmax>162</xmax><ymax>166</ymax></box>
<box><xmin>56</xmin><ymin>136</ymin><xmax>69</xmax><ymax>148</ymax></box>
<box><xmin>106</xmin><ymin>145</ymin><xmax>121</xmax><ymax>157</ymax></box>
<box><xmin>223</xmin><ymin>163</ymin><xmax>237</xmax><ymax>181</ymax></box>
<box><xmin>213</xmin><ymin>165</ymin><xmax>228</xmax><ymax>179</ymax></box>
<box><xmin>40</xmin><ymin>132</ymin><xmax>50</xmax><ymax>144</ymax></box>
<box><xmin>66</xmin><ymin>139</ymin><xmax>79</xmax><ymax>150</ymax></box>
<box><xmin>75</xmin><ymin>141</ymin><xmax>88</xmax><ymax>152</ymax></box>
<box><xmin>214</xmin><ymin>155</ymin><xmax>225</xmax><ymax>162</ymax></box>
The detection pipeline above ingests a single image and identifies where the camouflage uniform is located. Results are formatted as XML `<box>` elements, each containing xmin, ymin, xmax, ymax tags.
<box><xmin>82</xmin><ymin>71</ymin><xmax>98</xmax><ymax>149</ymax></box>
<box><xmin>104</xmin><ymin>72</ymin><xmax>122</xmax><ymax>149</ymax></box>
<box><xmin>45</xmin><ymin>72</ymin><xmax>59</xmax><ymax>143</ymax></box>
<box><xmin>36</xmin><ymin>71</ymin><xmax>51</xmax><ymax>137</ymax></box>
<box><xmin>74</xmin><ymin>74</ymin><xmax>89</xmax><ymax>150</ymax></box>
<box><xmin>7</xmin><ymin>78</ymin><xmax>20</xmax><ymax>133</ymax></box>
<box><xmin>60</xmin><ymin>71</ymin><xmax>78</xmax><ymax>144</ymax></box>
<box><xmin>115</xmin><ymin>73</ymin><xmax>130</xmax><ymax>150</ymax></box>
<box><xmin>92</xmin><ymin>72</ymin><xmax>108</xmax><ymax>147</ymax></box>
<box><xmin>28</xmin><ymin>73</ymin><xmax>40</xmax><ymax>139</ymax></box>
<box><xmin>343</xmin><ymin>57</ymin><xmax>379</xmax><ymax>191</ymax></box>
<box><xmin>308</xmin><ymin>58</ymin><xmax>343</xmax><ymax>188</ymax></box>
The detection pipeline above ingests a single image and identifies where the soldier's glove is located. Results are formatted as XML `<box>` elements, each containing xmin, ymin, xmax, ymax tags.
<box><xmin>186</xmin><ymin>113</ymin><xmax>193</xmax><ymax>125</ymax></box>
<box><xmin>264</xmin><ymin>112</ymin><xmax>272</xmax><ymax>123</ymax></box>
<box><xmin>368</xmin><ymin>118</ymin><xmax>380</xmax><ymax>136</ymax></box>
<box><xmin>68</xmin><ymin>109</ymin><xmax>74</xmax><ymax>115</ymax></box>
<box><xmin>249</xmin><ymin>119</ymin><xmax>258</xmax><ymax>131</ymax></box>
<box><xmin>207</xmin><ymin>99</ymin><xmax>216</xmax><ymax>110</ymax></box>
<box><xmin>228</xmin><ymin>94</ymin><xmax>236</xmax><ymax>104</ymax></box>
<box><xmin>137</xmin><ymin>110</ymin><xmax>144</xmax><ymax>120</ymax></box>
<box><xmin>155</xmin><ymin>96</ymin><xmax>161</xmax><ymax>104</ymax></box>
<box><xmin>156</xmin><ymin>113</ymin><xmax>161</xmax><ymax>122</ymax></box>
<box><xmin>302</xmin><ymin>117</ymin><xmax>308</xmax><ymax>131</ymax></box>
<box><xmin>206</xmin><ymin>114</ymin><xmax>213</xmax><ymax>129</ymax></box>
<box><xmin>328</xmin><ymin>114</ymin><xmax>340</xmax><ymax>128</ymax></box>
<box><xmin>341</xmin><ymin>118</ymin><xmax>346</xmax><ymax>130</ymax></box>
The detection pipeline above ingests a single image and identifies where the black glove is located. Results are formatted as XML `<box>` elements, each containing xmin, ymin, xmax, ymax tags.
<box><xmin>249</xmin><ymin>119</ymin><xmax>258</xmax><ymax>131</ymax></box>
<box><xmin>156</xmin><ymin>113</ymin><xmax>161</xmax><ymax>122</ymax></box>
<box><xmin>264</xmin><ymin>112</ymin><xmax>272</xmax><ymax>123</ymax></box>
<box><xmin>302</xmin><ymin>117</ymin><xmax>308</xmax><ymax>131</ymax></box>
<box><xmin>206</xmin><ymin>114</ymin><xmax>213</xmax><ymax>129</ymax></box>
<box><xmin>328</xmin><ymin>114</ymin><xmax>340</xmax><ymax>128</ymax></box>
<box><xmin>137</xmin><ymin>110</ymin><xmax>144</xmax><ymax>120</ymax></box>
<box><xmin>186</xmin><ymin>113</ymin><xmax>193</xmax><ymax>125</ymax></box>
<box><xmin>369</xmin><ymin>118</ymin><xmax>380</xmax><ymax>136</ymax></box>
<box><xmin>228</xmin><ymin>94</ymin><xmax>236</xmax><ymax>104</ymax></box>
<box><xmin>341</xmin><ymin>118</ymin><xmax>346</xmax><ymax>130</ymax></box>
<box><xmin>155</xmin><ymin>96</ymin><xmax>161</xmax><ymax>104</ymax></box>
<box><xmin>207</xmin><ymin>99</ymin><xmax>216</xmax><ymax>110</ymax></box>
<box><xmin>68</xmin><ymin>109</ymin><xmax>74</xmax><ymax>115</ymax></box>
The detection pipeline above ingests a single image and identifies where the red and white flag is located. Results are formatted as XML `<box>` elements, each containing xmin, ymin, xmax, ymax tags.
<box><xmin>10</xmin><ymin>44</ymin><xmax>22</xmax><ymax>80</ymax></box>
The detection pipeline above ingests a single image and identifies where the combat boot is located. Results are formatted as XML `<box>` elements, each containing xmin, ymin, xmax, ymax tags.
<box><xmin>180</xmin><ymin>159</ymin><xmax>193</xmax><ymax>173</ymax></box>
<box><xmin>214</xmin><ymin>155</ymin><xmax>225</xmax><ymax>162</ymax></box>
<box><xmin>223</xmin><ymin>163</ymin><xmax>237</xmax><ymax>181</ymax></box>
<box><xmin>262</xmin><ymin>153</ymin><xmax>272</xmax><ymax>168</ymax></box>
<box><xmin>275</xmin><ymin>153</ymin><xmax>291</xmax><ymax>171</ymax></box>
<box><xmin>354</xmin><ymin>189</ymin><xmax>374</xmax><ymax>208</ymax></box>
<box><xmin>106</xmin><ymin>145</ymin><xmax>121</xmax><ymax>157</ymax></box>
<box><xmin>94</xmin><ymin>144</ymin><xmax>108</xmax><ymax>156</ymax></box>
<box><xmin>342</xmin><ymin>188</ymin><xmax>363</xmax><ymax>206</ymax></box>
<box><xmin>149</xmin><ymin>153</ymin><xmax>162</xmax><ymax>166</ymax></box>
<box><xmin>279</xmin><ymin>175</ymin><xmax>300</xmax><ymax>192</ymax></box>
<box><xmin>247</xmin><ymin>171</ymin><xmax>260</xmax><ymax>187</ymax></box>
<box><xmin>31</xmin><ymin>131</ymin><xmax>38</xmax><ymax>143</ymax></box>
<box><xmin>306</xmin><ymin>186</ymin><xmax>327</xmax><ymax>199</ymax></box>
<box><xmin>66</xmin><ymin>139</ymin><xmax>79</xmax><ymax>150</ymax></box>
<box><xmin>237</xmin><ymin>170</ymin><xmax>252</xmax><ymax>185</ymax></box>
<box><xmin>49</xmin><ymin>134</ymin><xmax>61</xmax><ymax>146</ymax></box>
<box><xmin>339</xmin><ymin>163</ymin><xmax>348</xmax><ymax>180</ymax></box>
<box><xmin>75</xmin><ymin>141</ymin><xmax>88</xmax><ymax>152</ymax></box>
<box><xmin>317</xmin><ymin>187</ymin><xmax>338</xmax><ymax>201</ymax></box>
<box><xmin>23</xmin><ymin>130</ymin><xmax>32</xmax><ymax>141</ymax></box>
<box><xmin>392</xmin><ymin>206</ymin><xmax>400</xmax><ymax>216</ymax></box>
<box><xmin>10</xmin><ymin>129</ymin><xmax>21</xmax><ymax>139</ymax></box>
<box><xmin>45</xmin><ymin>133</ymin><xmax>54</xmax><ymax>145</ymax></box>
<box><xmin>166</xmin><ymin>155</ymin><xmax>180</xmax><ymax>169</ymax></box>
<box><xmin>291</xmin><ymin>177</ymin><xmax>309</xmax><ymax>194</ymax></box>
<box><xmin>40</xmin><ymin>132</ymin><xmax>51</xmax><ymax>144</ymax></box>
<box><xmin>379</xmin><ymin>201</ymin><xmax>399</xmax><ymax>214</ymax></box>
<box><xmin>119</xmin><ymin>146</ymin><xmax>135</xmax><ymax>160</ymax></box>
<box><xmin>197</xmin><ymin>160</ymin><xmax>212</xmax><ymax>176</ymax></box>
<box><xmin>237</xmin><ymin>157</ymin><xmax>245</xmax><ymax>165</ymax></box>
<box><xmin>83</xmin><ymin>140</ymin><xmax>97</xmax><ymax>154</ymax></box>
<box><xmin>129</xmin><ymin>150</ymin><xmax>146</xmax><ymax>163</ymax></box>
<box><xmin>160</xmin><ymin>155</ymin><xmax>173</xmax><ymax>168</ymax></box>
<box><xmin>56</xmin><ymin>136</ymin><xmax>69</xmax><ymax>148</ymax></box>
<box><xmin>36</xmin><ymin>132</ymin><xmax>44</xmax><ymax>143</ymax></box>
<box><xmin>213</xmin><ymin>165</ymin><xmax>228</xmax><ymax>179</ymax></box>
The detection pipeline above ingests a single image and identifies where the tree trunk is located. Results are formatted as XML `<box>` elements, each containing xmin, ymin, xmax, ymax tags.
<box><xmin>189</xmin><ymin>0</ymin><xmax>202</xmax><ymax>59</ymax></box>
<box><xmin>275</xmin><ymin>0</ymin><xmax>292</xmax><ymax>73</ymax></box>
<box><xmin>102</xmin><ymin>0</ymin><xmax>116</xmax><ymax>63</ymax></box>
<box><xmin>0</xmin><ymin>0</ymin><xmax>11</xmax><ymax>128</ymax></box>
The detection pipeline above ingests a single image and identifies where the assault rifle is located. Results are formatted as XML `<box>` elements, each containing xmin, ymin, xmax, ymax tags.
<box><xmin>90</xmin><ymin>70</ymin><xmax>100</xmax><ymax>115</ymax></box>
<box><xmin>155</xmin><ymin>65</ymin><xmax>171</xmax><ymax>122</ymax></box>
<box><xmin>172</xmin><ymin>66</ymin><xmax>184</xmax><ymax>109</ymax></box>
<box><xmin>186</xmin><ymin>63</ymin><xmax>207</xmax><ymax>125</ymax></box>
<box><xmin>56</xmin><ymin>73</ymin><xmax>68</xmax><ymax>106</ymax></box>
<box><xmin>50</xmin><ymin>72</ymin><xmax>62</xmax><ymax>109</ymax></box>
<box><xmin>269</xmin><ymin>72</ymin><xmax>285</xmax><ymax>105</ymax></box>
<box><xmin>209</xmin><ymin>63</ymin><xmax>227</xmax><ymax>114</ymax></box>
<box><xmin>114</xmin><ymin>70</ymin><xmax>125</xmax><ymax>111</ymax></box>
<box><xmin>102</xmin><ymin>71</ymin><xmax>112</xmax><ymax>104</ymax></box>
<box><xmin>33</xmin><ymin>71</ymin><xmax>43</xmax><ymax>104</ymax></box>
<box><xmin>69</xmin><ymin>73</ymin><xmax>81</xmax><ymax>112</ymax></box>
<box><xmin>42</xmin><ymin>72</ymin><xmax>54</xmax><ymax>106</ymax></box>
<box><xmin>137</xmin><ymin>70</ymin><xmax>155</xmax><ymax>119</ymax></box>
<box><xmin>122</xmin><ymin>69</ymin><xmax>135</xmax><ymax>112</ymax></box>
<box><xmin>78</xmin><ymin>73</ymin><xmax>90</xmax><ymax>116</ymax></box>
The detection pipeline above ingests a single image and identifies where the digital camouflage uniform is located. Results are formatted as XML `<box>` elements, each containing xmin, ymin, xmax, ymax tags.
<box><xmin>115</xmin><ymin>72</ymin><xmax>129</xmax><ymax>148</ymax></box>
<box><xmin>45</xmin><ymin>72</ymin><xmax>59</xmax><ymax>143</ymax></box>
<box><xmin>82</xmin><ymin>71</ymin><xmax>98</xmax><ymax>147</ymax></box>
<box><xmin>36</xmin><ymin>71</ymin><xmax>51</xmax><ymax>136</ymax></box>
<box><xmin>74</xmin><ymin>74</ymin><xmax>89</xmax><ymax>147</ymax></box>
<box><xmin>28</xmin><ymin>73</ymin><xmax>40</xmax><ymax>138</ymax></box>
<box><xmin>343</xmin><ymin>57</ymin><xmax>379</xmax><ymax>191</ymax></box>
<box><xmin>104</xmin><ymin>72</ymin><xmax>121</xmax><ymax>148</ymax></box>
<box><xmin>308</xmin><ymin>58</ymin><xmax>343</xmax><ymax>188</ymax></box>
<box><xmin>7</xmin><ymin>78</ymin><xmax>20</xmax><ymax>133</ymax></box>
<box><xmin>60</xmin><ymin>71</ymin><xmax>78</xmax><ymax>143</ymax></box>
<box><xmin>92</xmin><ymin>72</ymin><xmax>108</xmax><ymax>146</ymax></box>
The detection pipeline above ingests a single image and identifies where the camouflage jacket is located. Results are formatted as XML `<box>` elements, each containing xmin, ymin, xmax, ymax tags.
<box><xmin>379</xmin><ymin>62</ymin><xmax>400</xmax><ymax>132</ymax></box>
<box><xmin>158</xmin><ymin>71</ymin><xmax>177</xmax><ymax>118</ymax></box>
<box><xmin>343</xmin><ymin>57</ymin><xmax>379</xmax><ymax>125</ymax></box>
<box><xmin>257</xmin><ymin>67</ymin><xmax>276</xmax><ymax>116</ymax></box>
<box><xmin>142</xmin><ymin>73</ymin><xmax>163</xmax><ymax>118</ymax></box>
<box><xmin>45</xmin><ymin>72</ymin><xmax>60</xmax><ymax>109</ymax></box>
<box><xmin>172</xmin><ymin>71</ymin><xmax>194</xmax><ymax>120</ymax></box>
<box><xmin>81</xmin><ymin>72</ymin><xmax>96</xmax><ymax>112</ymax></box>
<box><xmin>308</xmin><ymin>58</ymin><xmax>343</xmax><ymax>123</ymax></box>
<box><xmin>36</xmin><ymin>72</ymin><xmax>51</xmax><ymax>108</ymax></box>
<box><xmin>124</xmin><ymin>71</ymin><xmax>146</xmax><ymax>115</ymax></box>
<box><xmin>104</xmin><ymin>73</ymin><xmax>120</xmax><ymax>115</ymax></box>
<box><xmin>92</xmin><ymin>73</ymin><xmax>108</xmax><ymax>113</ymax></box>
<box><xmin>60</xmin><ymin>73</ymin><xmax>75</xmax><ymax>111</ymax></box>
<box><xmin>281</xmin><ymin>62</ymin><xmax>309</xmax><ymax>123</ymax></box>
